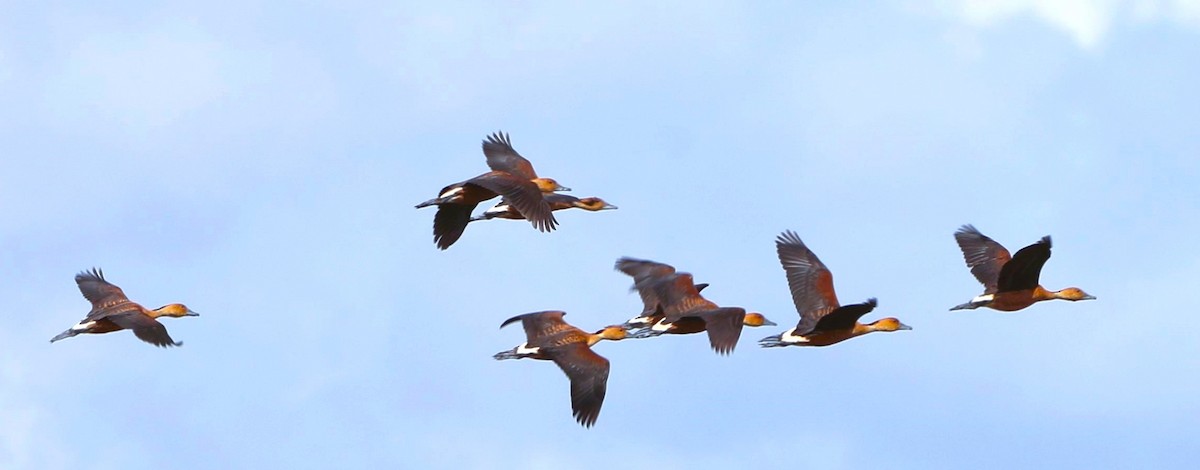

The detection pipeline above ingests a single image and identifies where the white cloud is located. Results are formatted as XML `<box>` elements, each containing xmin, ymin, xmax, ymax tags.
<box><xmin>924</xmin><ymin>0</ymin><xmax>1200</xmax><ymax>49</ymax></box>
<box><xmin>931</xmin><ymin>0</ymin><xmax>1118</xmax><ymax>48</ymax></box>
<box><xmin>1137</xmin><ymin>0</ymin><xmax>1200</xmax><ymax>25</ymax></box>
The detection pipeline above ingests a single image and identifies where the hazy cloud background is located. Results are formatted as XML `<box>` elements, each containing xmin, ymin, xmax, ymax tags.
<box><xmin>1</xmin><ymin>1</ymin><xmax>1197</xmax><ymax>468</ymax></box>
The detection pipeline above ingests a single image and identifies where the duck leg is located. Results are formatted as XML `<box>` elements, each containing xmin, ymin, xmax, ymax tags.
<box><xmin>493</xmin><ymin>348</ymin><xmax>521</xmax><ymax>360</ymax></box>
<box><xmin>626</xmin><ymin>328</ymin><xmax>663</xmax><ymax>339</ymax></box>
<box><xmin>49</xmin><ymin>329</ymin><xmax>78</xmax><ymax>343</ymax></box>
<box><xmin>757</xmin><ymin>333</ymin><xmax>788</xmax><ymax>348</ymax></box>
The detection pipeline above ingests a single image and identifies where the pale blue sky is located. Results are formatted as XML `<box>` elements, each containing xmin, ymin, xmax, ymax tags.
<box><xmin>2</xmin><ymin>1</ymin><xmax>1199</xmax><ymax>469</ymax></box>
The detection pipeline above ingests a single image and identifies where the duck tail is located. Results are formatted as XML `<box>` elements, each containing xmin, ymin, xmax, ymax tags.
<box><xmin>949</xmin><ymin>301</ymin><xmax>980</xmax><ymax>311</ymax></box>
<box><xmin>49</xmin><ymin>329</ymin><xmax>77</xmax><ymax>343</ymax></box>
<box><xmin>415</xmin><ymin>198</ymin><xmax>440</xmax><ymax>209</ymax></box>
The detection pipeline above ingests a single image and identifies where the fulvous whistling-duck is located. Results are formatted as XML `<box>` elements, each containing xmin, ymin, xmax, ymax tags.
<box><xmin>416</xmin><ymin>132</ymin><xmax>569</xmax><ymax>249</ymax></box>
<box><xmin>950</xmin><ymin>224</ymin><xmax>1095</xmax><ymax>311</ymax></box>
<box><xmin>50</xmin><ymin>268</ymin><xmax>199</xmax><ymax>348</ymax></box>
<box><xmin>614</xmin><ymin>257</ymin><xmax>683</xmax><ymax>327</ymax></box>
<box><xmin>493</xmin><ymin>311</ymin><xmax>628</xmax><ymax>427</ymax></box>
<box><xmin>759</xmin><ymin>231</ymin><xmax>910</xmax><ymax>348</ymax></box>
<box><xmin>470</xmin><ymin>194</ymin><xmax>617</xmax><ymax>222</ymax></box>
<box><xmin>614</xmin><ymin>257</ymin><xmax>775</xmax><ymax>354</ymax></box>
<box><xmin>613</xmin><ymin>257</ymin><xmax>710</xmax><ymax>327</ymax></box>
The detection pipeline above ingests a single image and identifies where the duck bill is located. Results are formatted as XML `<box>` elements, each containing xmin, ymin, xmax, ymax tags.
<box><xmin>898</xmin><ymin>323</ymin><xmax>912</xmax><ymax>330</ymax></box>
<box><xmin>185</xmin><ymin>309</ymin><xmax>200</xmax><ymax>317</ymax></box>
<box><xmin>600</xmin><ymin>203</ymin><xmax>618</xmax><ymax>210</ymax></box>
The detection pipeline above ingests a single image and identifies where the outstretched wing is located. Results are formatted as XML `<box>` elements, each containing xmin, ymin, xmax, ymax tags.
<box><xmin>655</xmin><ymin>274</ymin><xmax>719</xmax><ymax>320</ymax></box>
<box><xmin>478</xmin><ymin>193</ymin><xmax>581</xmax><ymax>222</ymax></box>
<box><xmin>698</xmin><ymin>307</ymin><xmax>747</xmax><ymax>355</ymax></box>
<box><xmin>954</xmin><ymin>225</ymin><xmax>1012</xmax><ymax>293</ymax></box>
<box><xmin>615</xmin><ymin>258</ymin><xmax>679</xmax><ymax>316</ymax></box>
<box><xmin>107</xmin><ymin>314</ymin><xmax>182</xmax><ymax>348</ymax></box>
<box><xmin>499</xmin><ymin>310</ymin><xmax>575</xmax><ymax>343</ymax></box>
<box><xmin>811</xmin><ymin>298</ymin><xmax>877</xmax><ymax>333</ymax></box>
<box><xmin>997</xmin><ymin>236</ymin><xmax>1051</xmax><ymax>292</ymax></box>
<box><xmin>76</xmin><ymin>268</ymin><xmax>133</xmax><ymax>319</ymax></box>
<box><xmin>482</xmin><ymin>131</ymin><xmax>538</xmax><ymax>180</ymax></box>
<box><xmin>467</xmin><ymin>172</ymin><xmax>557</xmax><ymax>232</ymax></box>
<box><xmin>775</xmin><ymin>231</ymin><xmax>840</xmax><ymax>334</ymax></box>
<box><xmin>541</xmin><ymin>193</ymin><xmax>582</xmax><ymax>211</ymax></box>
<box><xmin>614</xmin><ymin>257</ymin><xmax>676</xmax><ymax>281</ymax></box>
<box><xmin>433</xmin><ymin>204</ymin><xmax>476</xmax><ymax>249</ymax></box>
<box><xmin>547</xmin><ymin>343</ymin><xmax>609</xmax><ymax>428</ymax></box>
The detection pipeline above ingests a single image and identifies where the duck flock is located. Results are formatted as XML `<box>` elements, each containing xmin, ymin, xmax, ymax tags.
<box><xmin>50</xmin><ymin>131</ymin><xmax>1097</xmax><ymax>429</ymax></box>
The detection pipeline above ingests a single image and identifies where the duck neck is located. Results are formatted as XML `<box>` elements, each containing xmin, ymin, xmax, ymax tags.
<box><xmin>1032</xmin><ymin>286</ymin><xmax>1057</xmax><ymax>301</ymax></box>
<box><xmin>588</xmin><ymin>330</ymin><xmax>627</xmax><ymax>345</ymax></box>
<box><xmin>850</xmin><ymin>323</ymin><xmax>875</xmax><ymax>337</ymax></box>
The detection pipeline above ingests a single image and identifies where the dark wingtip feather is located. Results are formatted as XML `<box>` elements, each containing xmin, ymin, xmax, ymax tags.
<box><xmin>432</xmin><ymin>205</ymin><xmax>473</xmax><ymax>250</ymax></box>
<box><xmin>499</xmin><ymin>314</ymin><xmax>527</xmax><ymax>329</ymax></box>
<box><xmin>484</xmin><ymin>130</ymin><xmax>512</xmax><ymax>148</ymax></box>
<box><xmin>613</xmin><ymin>257</ymin><xmax>637</xmax><ymax>270</ymax></box>
<box><xmin>574</xmin><ymin>410</ymin><xmax>599</xmax><ymax>428</ymax></box>
<box><xmin>955</xmin><ymin>224</ymin><xmax>990</xmax><ymax>241</ymax></box>
<box><xmin>776</xmin><ymin>229</ymin><xmax>804</xmax><ymax>247</ymax></box>
<box><xmin>531</xmin><ymin>213</ymin><xmax>558</xmax><ymax>233</ymax></box>
<box><xmin>76</xmin><ymin>267</ymin><xmax>105</xmax><ymax>282</ymax></box>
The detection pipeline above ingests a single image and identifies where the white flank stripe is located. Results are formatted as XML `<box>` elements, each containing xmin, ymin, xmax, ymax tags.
<box><xmin>779</xmin><ymin>327</ymin><xmax>809</xmax><ymax>344</ymax></box>
<box><xmin>515</xmin><ymin>342</ymin><xmax>540</xmax><ymax>355</ymax></box>
<box><xmin>439</xmin><ymin>187</ymin><xmax>464</xmax><ymax>199</ymax></box>
<box><xmin>485</xmin><ymin>204</ymin><xmax>510</xmax><ymax>216</ymax></box>
<box><xmin>71</xmin><ymin>321</ymin><xmax>96</xmax><ymax>332</ymax></box>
